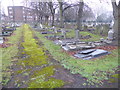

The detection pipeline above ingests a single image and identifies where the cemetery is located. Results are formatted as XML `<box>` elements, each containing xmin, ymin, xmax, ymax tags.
<box><xmin>1</xmin><ymin>0</ymin><xmax>119</xmax><ymax>89</ymax></box>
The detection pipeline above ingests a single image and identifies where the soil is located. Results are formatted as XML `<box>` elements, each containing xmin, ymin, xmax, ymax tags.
<box><xmin>0</xmin><ymin>43</ymin><xmax>13</xmax><ymax>48</ymax></box>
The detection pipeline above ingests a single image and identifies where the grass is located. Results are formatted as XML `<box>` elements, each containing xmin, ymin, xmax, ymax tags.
<box><xmin>1</xmin><ymin>27</ymin><xmax>23</xmax><ymax>85</ymax></box>
<box><xmin>39</xmin><ymin>27</ymin><xmax>106</xmax><ymax>42</ymax></box>
<box><xmin>95</xmin><ymin>25</ymin><xmax>109</xmax><ymax>36</ymax></box>
<box><xmin>66</xmin><ymin>30</ymin><xmax>106</xmax><ymax>41</ymax></box>
<box><xmin>34</xmin><ymin>30</ymin><xmax>118</xmax><ymax>86</ymax></box>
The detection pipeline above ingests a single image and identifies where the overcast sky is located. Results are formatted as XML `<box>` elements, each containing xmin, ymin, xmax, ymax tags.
<box><xmin>1</xmin><ymin>0</ymin><xmax>119</xmax><ymax>16</ymax></box>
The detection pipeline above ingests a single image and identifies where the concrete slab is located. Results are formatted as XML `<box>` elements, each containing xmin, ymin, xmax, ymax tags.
<box><xmin>62</xmin><ymin>43</ymin><xmax>95</xmax><ymax>51</ymax></box>
<box><xmin>74</xmin><ymin>49</ymin><xmax>110</xmax><ymax>60</ymax></box>
<box><xmin>54</xmin><ymin>39</ymin><xmax>80</xmax><ymax>45</ymax></box>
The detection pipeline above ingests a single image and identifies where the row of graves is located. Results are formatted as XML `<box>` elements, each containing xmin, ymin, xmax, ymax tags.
<box><xmin>0</xmin><ymin>23</ymin><xmax>20</xmax><ymax>47</ymax></box>
<box><xmin>37</xmin><ymin>24</ymin><xmax>115</xmax><ymax>60</ymax></box>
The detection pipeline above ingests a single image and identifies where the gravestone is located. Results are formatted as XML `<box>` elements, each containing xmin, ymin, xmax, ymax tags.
<box><xmin>61</xmin><ymin>30</ymin><xmax>66</xmax><ymax>39</ymax></box>
<box><xmin>74</xmin><ymin>49</ymin><xmax>110</xmax><ymax>60</ymax></box>
<box><xmin>54</xmin><ymin>39</ymin><xmax>76</xmax><ymax>45</ymax></box>
<box><xmin>54</xmin><ymin>28</ymin><xmax>57</xmax><ymax>33</ymax></box>
<box><xmin>0</xmin><ymin>37</ymin><xmax>3</xmax><ymax>44</ymax></box>
<box><xmin>62</xmin><ymin>42</ymin><xmax>95</xmax><ymax>51</ymax></box>
<box><xmin>107</xmin><ymin>28</ymin><xmax>114</xmax><ymax>41</ymax></box>
<box><xmin>75</xmin><ymin>29</ymin><xmax>79</xmax><ymax>40</ymax></box>
<box><xmin>40</xmin><ymin>24</ymin><xmax>43</xmax><ymax>29</ymax></box>
<box><xmin>100</xmin><ymin>26</ymin><xmax>104</xmax><ymax>35</ymax></box>
<box><xmin>52</xmin><ymin>26</ymin><xmax>55</xmax><ymax>30</ymax></box>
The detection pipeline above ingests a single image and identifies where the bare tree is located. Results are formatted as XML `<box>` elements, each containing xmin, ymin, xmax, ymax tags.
<box><xmin>64</xmin><ymin>7</ymin><xmax>76</xmax><ymax>22</ymax></box>
<box><xmin>48</xmin><ymin>2</ymin><xmax>58</xmax><ymax>26</ymax></box>
<box><xmin>111</xmin><ymin>0</ymin><xmax>120</xmax><ymax>39</ymax></box>
<box><xmin>30</xmin><ymin>2</ymin><xmax>50</xmax><ymax>25</ymax></box>
<box><xmin>76</xmin><ymin>2</ymin><xmax>84</xmax><ymax>30</ymax></box>
<box><xmin>57</xmin><ymin>0</ymin><xmax>80</xmax><ymax>28</ymax></box>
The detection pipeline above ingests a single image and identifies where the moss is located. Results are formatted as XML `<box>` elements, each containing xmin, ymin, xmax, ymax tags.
<box><xmin>28</xmin><ymin>78</ymin><xmax>64</xmax><ymax>88</ymax></box>
<box><xmin>111</xmin><ymin>74</ymin><xmax>120</xmax><ymax>78</ymax></box>
<box><xmin>17</xmin><ymin>24</ymin><xmax>48</xmax><ymax>67</ymax></box>
<box><xmin>15</xmin><ymin>68</ymin><xmax>32</xmax><ymax>75</ymax></box>
<box><xmin>31</xmin><ymin>66</ymin><xmax>54</xmax><ymax>78</ymax></box>
<box><xmin>16</xmin><ymin>24</ymin><xmax>64</xmax><ymax>88</ymax></box>
<box><xmin>15</xmin><ymin>70</ymin><xmax>24</xmax><ymax>74</ymax></box>
<box><xmin>107</xmin><ymin>74</ymin><xmax>120</xmax><ymax>83</ymax></box>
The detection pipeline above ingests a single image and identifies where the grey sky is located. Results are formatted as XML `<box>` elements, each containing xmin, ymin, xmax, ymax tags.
<box><xmin>1</xmin><ymin>0</ymin><xmax>117</xmax><ymax>15</ymax></box>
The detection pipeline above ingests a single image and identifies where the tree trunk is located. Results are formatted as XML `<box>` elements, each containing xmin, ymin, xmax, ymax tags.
<box><xmin>76</xmin><ymin>2</ymin><xmax>84</xmax><ymax>30</ymax></box>
<box><xmin>51</xmin><ymin>14</ymin><xmax>55</xmax><ymax>26</ymax></box>
<box><xmin>45</xmin><ymin>16</ymin><xmax>49</xmax><ymax>25</ymax></box>
<box><xmin>112</xmin><ymin>1</ymin><xmax>120</xmax><ymax>40</ymax></box>
<box><xmin>40</xmin><ymin>16</ymin><xmax>43</xmax><ymax>24</ymax></box>
<box><xmin>118</xmin><ymin>2</ymin><xmax>120</xmax><ymax>40</ymax></box>
<box><xmin>37</xmin><ymin>14</ymin><xmax>41</xmax><ymax>24</ymax></box>
<box><xmin>59</xmin><ymin>2</ymin><xmax>64</xmax><ymax>28</ymax></box>
<box><xmin>48</xmin><ymin>2</ymin><xmax>55</xmax><ymax>26</ymax></box>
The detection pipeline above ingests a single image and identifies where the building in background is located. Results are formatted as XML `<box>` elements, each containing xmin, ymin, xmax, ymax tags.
<box><xmin>7</xmin><ymin>6</ymin><xmax>36</xmax><ymax>22</ymax></box>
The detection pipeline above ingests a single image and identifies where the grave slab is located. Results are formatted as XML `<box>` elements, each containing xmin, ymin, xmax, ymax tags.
<box><xmin>54</xmin><ymin>39</ymin><xmax>80</xmax><ymax>45</ymax></box>
<box><xmin>41</xmin><ymin>31</ymin><xmax>54</xmax><ymax>34</ymax></box>
<box><xmin>74</xmin><ymin>49</ymin><xmax>110</xmax><ymax>60</ymax></box>
<box><xmin>62</xmin><ymin>44</ymin><xmax>95</xmax><ymax>51</ymax></box>
<box><xmin>45</xmin><ymin>35</ymin><xmax>64</xmax><ymax>40</ymax></box>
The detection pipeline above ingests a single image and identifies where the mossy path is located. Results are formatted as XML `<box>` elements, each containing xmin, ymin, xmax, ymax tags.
<box><xmin>4</xmin><ymin>24</ymin><xmax>64</xmax><ymax>88</ymax></box>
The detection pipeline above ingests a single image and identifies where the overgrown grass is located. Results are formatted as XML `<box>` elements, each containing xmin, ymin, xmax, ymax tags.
<box><xmin>34</xmin><ymin>30</ymin><xmax>118</xmax><ymax>86</ymax></box>
<box><xmin>1</xmin><ymin>27</ymin><xmax>23</xmax><ymax>85</ymax></box>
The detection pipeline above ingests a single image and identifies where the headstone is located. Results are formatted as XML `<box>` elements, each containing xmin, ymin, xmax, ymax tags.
<box><xmin>107</xmin><ymin>29</ymin><xmax>114</xmax><ymax>40</ymax></box>
<box><xmin>40</xmin><ymin>24</ymin><xmax>43</xmax><ymax>29</ymax></box>
<box><xmin>110</xmin><ymin>20</ymin><xmax>114</xmax><ymax>28</ymax></box>
<box><xmin>0</xmin><ymin>37</ymin><xmax>3</xmax><ymax>44</ymax></box>
<box><xmin>61</xmin><ymin>30</ymin><xmax>66</xmax><ymax>39</ymax></box>
<box><xmin>75</xmin><ymin>29</ymin><xmax>79</xmax><ymax>39</ymax></box>
<box><xmin>54</xmin><ymin>28</ymin><xmax>57</xmax><ymax>33</ymax></box>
